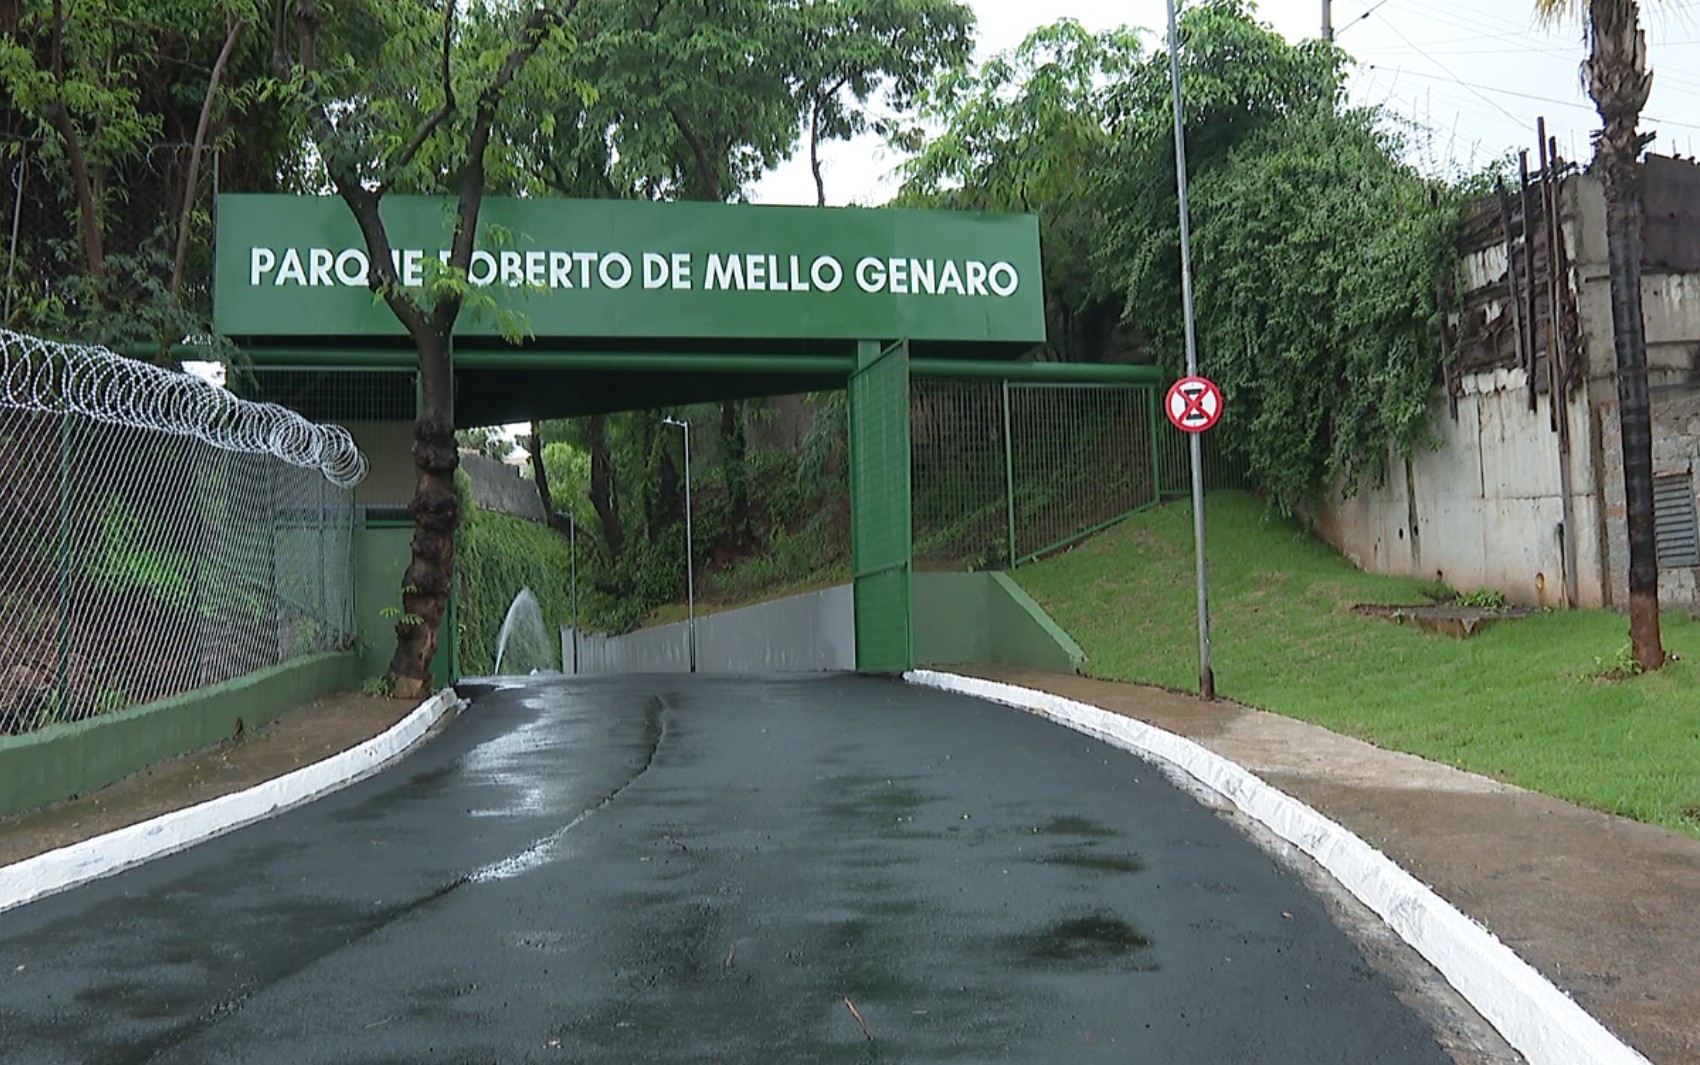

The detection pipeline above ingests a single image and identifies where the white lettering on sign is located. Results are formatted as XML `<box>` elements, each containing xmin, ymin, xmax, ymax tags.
<box><xmin>334</xmin><ymin>249</ymin><xmax>367</xmax><ymax>286</ymax></box>
<box><xmin>643</xmin><ymin>253</ymin><xmax>670</xmax><ymax>289</ymax></box>
<box><xmin>250</xmin><ymin>247</ymin><xmax>276</xmax><ymax>286</ymax></box>
<box><xmin>706</xmin><ymin>253</ymin><xmax>743</xmax><ymax>291</ymax></box>
<box><xmin>855</xmin><ymin>256</ymin><xmax>884</xmax><ymax>293</ymax></box>
<box><xmin>810</xmin><ymin>256</ymin><xmax>842</xmax><ymax>292</ymax></box>
<box><xmin>243</xmin><ymin>246</ymin><xmax>1025</xmax><ymax>301</ymax></box>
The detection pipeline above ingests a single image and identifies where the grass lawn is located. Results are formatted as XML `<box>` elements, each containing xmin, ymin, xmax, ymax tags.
<box><xmin>1013</xmin><ymin>491</ymin><xmax>1700</xmax><ymax>838</ymax></box>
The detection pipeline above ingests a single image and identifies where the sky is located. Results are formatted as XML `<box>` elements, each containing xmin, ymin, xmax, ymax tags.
<box><xmin>752</xmin><ymin>0</ymin><xmax>1700</xmax><ymax>206</ymax></box>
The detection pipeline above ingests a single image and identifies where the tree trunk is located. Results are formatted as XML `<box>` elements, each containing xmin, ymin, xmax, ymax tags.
<box><xmin>46</xmin><ymin>1</ymin><xmax>102</xmax><ymax>283</ymax></box>
<box><xmin>529</xmin><ymin>421</ymin><xmax>572</xmax><ymax>536</ymax></box>
<box><xmin>171</xmin><ymin>17</ymin><xmax>245</xmax><ymax>307</ymax></box>
<box><xmin>385</xmin><ymin>334</ymin><xmax>461</xmax><ymax>698</ymax></box>
<box><xmin>1588</xmin><ymin>0</ymin><xmax>1664</xmax><ymax>671</ymax></box>
<box><xmin>1600</xmin><ymin>155</ymin><xmax>1665</xmax><ymax>670</ymax></box>
<box><xmin>588</xmin><ymin>413</ymin><xmax>624</xmax><ymax>562</ymax></box>
<box><xmin>810</xmin><ymin>99</ymin><xmax>827</xmax><ymax>207</ymax></box>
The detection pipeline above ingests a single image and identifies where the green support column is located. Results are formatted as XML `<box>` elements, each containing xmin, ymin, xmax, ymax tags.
<box><xmin>849</xmin><ymin>339</ymin><xmax>913</xmax><ymax>673</ymax></box>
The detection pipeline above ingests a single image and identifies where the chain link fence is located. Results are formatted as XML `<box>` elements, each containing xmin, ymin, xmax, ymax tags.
<box><xmin>0</xmin><ymin>330</ymin><xmax>367</xmax><ymax>736</ymax></box>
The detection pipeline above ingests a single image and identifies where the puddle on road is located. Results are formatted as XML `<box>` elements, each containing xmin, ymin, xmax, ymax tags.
<box><xmin>1030</xmin><ymin>850</ymin><xmax>1145</xmax><ymax>874</ymax></box>
<box><xmin>1036</xmin><ymin>815</ymin><xmax>1121</xmax><ymax>838</ymax></box>
<box><xmin>1006</xmin><ymin>912</ymin><xmax>1159</xmax><ymax>971</ymax></box>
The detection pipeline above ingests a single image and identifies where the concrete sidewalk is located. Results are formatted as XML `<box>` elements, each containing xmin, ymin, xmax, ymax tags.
<box><xmin>964</xmin><ymin>666</ymin><xmax>1700</xmax><ymax>1065</ymax></box>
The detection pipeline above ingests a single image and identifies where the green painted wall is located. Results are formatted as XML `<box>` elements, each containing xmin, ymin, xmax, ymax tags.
<box><xmin>355</xmin><ymin>523</ymin><xmax>413</xmax><ymax>682</ymax></box>
<box><xmin>355</xmin><ymin>522</ymin><xmax>458</xmax><ymax>688</ymax></box>
<box><xmin>986</xmin><ymin>572</ymin><xmax>1086</xmax><ymax>674</ymax></box>
<box><xmin>913</xmin><ymin>572</ymin><xmax>1084</xmax><ymax>674</ymax></box>
<box><xmin>0</xmin><ymin>652</ymin><xmax>360</xmax><ymax>820</ymax></box>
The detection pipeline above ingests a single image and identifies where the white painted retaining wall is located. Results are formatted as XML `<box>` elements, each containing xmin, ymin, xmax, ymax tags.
<box><xmin>1315</xmin><ymin>369</ymin><xmax>1606</xmax><ymax>608</ymax></box>
<box><xmin>564</xmin><ymin>585</ymin><xmax>855</xmax><ymax>674</ymax></box>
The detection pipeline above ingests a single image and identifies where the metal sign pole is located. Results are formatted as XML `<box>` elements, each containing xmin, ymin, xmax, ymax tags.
<box><xmin>663</xmin><ymin>415</ymin><xmax>697</xmax><ymax>672</ymax></box>
<box><xmin>569</xmin><ymin>512</ymin><xmax>580</xmax><ymax>675</ymax></box>
<box><xmin>683</xmin><ymin>424</ymin><xmax>695</xmax><ymax>673</ymax></box>
<box><xmin>1167</xmin><ymin>0</ymin><xmax>1215</xmax><ymax>700</ymax></box>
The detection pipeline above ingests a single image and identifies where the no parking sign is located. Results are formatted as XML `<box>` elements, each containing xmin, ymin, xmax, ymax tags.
<box><xmin>1165</xmin><ymin>376</ymin><xmax>1222</xmax><ymax>433</ymax></box>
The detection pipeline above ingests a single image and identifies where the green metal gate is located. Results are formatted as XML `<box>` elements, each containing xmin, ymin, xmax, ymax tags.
<box><xmin>850</xmin><ymin>340</ymin><xmax>913</xmax><ymax>672</ymax></box>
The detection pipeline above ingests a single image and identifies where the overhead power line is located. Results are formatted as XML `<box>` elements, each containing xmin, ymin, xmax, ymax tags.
<box><xmin>1363</xmin><ymin>64</ymin><xmax>1700</xmax><ymax>133</ymax></box>
<box><xmin>1336</xmin><ymin>0</ymin><xmax>1398</xmax><ymax>37</ymax></box>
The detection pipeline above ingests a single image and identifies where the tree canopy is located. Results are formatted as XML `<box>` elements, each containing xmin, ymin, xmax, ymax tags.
<box><xmin>900</xmin><ymin>0</ymin><xmax>1465</xmax><ymax>511</ymax></box>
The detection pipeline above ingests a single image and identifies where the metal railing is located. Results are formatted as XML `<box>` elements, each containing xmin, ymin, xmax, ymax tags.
<box><xmin>0</xmin><ymin>330</ymin><xmax>366</xmax><ymax>735</ymax></box>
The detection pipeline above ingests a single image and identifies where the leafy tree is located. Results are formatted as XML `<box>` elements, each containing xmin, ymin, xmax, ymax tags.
<box><xmin>566</xmin><ymin>0</ymin><xmax>800</xmax><ymax>202</ymax></box>
<box><xmin>901</xmin><ymin>2</ymin><xmax>1461</xmax><ymax>513</ymax></box>
<box><xmin>457</xmin><ymin>427</ymin><xmax>515</xmax><ymax>463</ymax></box>
<box><xmin>1092</xmin><ymin>0</ymin><xmax>1343</xmax><ymax>361</ymax></box>
<box><xmin>1</xmin><ymin>0</ymin><xmax>245</xmax><ymax>345</ymax></box>
<box><xmin>1189</xmin><ymin>107</ymin><xmax>1458</xmax><ymax>508</ymax></box>
<box><xmin>789</xmin><ymin>0</ymin><xmax>973</xmax><ymax>205</ymax></box>
<box><xmin>273</xmin><ymin>0</ymin><xmax>585</xmax><ymax>696</ymax></box>
<box><xmin>898</xmin><ymin>20</ymin><xmax>1141</xmax><ymax>358</ymax></box>
<box><xmin>1534</xmin><ymin>0</ymin><xmax>1664</xmax><ymax>670</ymax></box>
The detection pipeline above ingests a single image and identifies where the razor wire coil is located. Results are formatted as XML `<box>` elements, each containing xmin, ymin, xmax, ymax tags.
<box><xmin>0</xmin><ymin>329</ymin><xmax>368</xmax><ymax>487</ymax></box>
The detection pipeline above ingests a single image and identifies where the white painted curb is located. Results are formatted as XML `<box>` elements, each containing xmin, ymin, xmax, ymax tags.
<box><xmin>907</xmin><ymin>670</ymin><xmax>1652</xmax><ymax>1065</ymax></box>
<box><xmin>0</xmin><ymin>688</ymin><xmax>463</xmax><ymax>915</ymax></box>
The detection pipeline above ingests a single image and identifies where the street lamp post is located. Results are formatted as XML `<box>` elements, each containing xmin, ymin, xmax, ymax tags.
<box><xmin>661</xmin><ymin>416</ymin><xmax>696</xmax><ymax>672</ymax></box>
<box><xmin>568</xmin><ymin>510</ymin><xmax>579</xmax><ymax>674</ymax></box>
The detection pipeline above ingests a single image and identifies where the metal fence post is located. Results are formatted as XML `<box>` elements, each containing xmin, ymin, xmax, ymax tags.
<box><xmin>54</xmin><ymin>411</ymin><xmax>72</xmax><ymax>719</ymax></box>
<box><xmin>267</xmin><ymin>458</ymin><xmax>280</xmax><ymax>663</ymax></box>
<box><xmin>1002</xmin><ymin>379</ymin><xmax>1016</xmax><ymax>568</ymax></box>
<box><xmin>317</xmin><ymin>476</ymin><xmax>328</xmax><ymax>649</ymax></box>
<box><xmin>1147</xmin><ymin>385</ymin><xmax>1162</xmax><ymax>504</ymax></box>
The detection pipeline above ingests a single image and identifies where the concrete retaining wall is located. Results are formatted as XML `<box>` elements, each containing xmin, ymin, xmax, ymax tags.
<box><xmin>0</xmin><ymin>651</ymin><xmax>361</xmax><ymax>819</ymax></box>
<box><xmin>1316</xmin><ymin>166</ymin><xmax>1700</xmax><ymax>609</ymax></box>
<box><xmin>562</xmin><ymin>575</ymin><xmax>1083</xmax><ymax>676</ymax></box>
<box><xmin>1315</xmin><ymin>372</ymin><xmax>1601</xmax><ymax>608</ymax></box>
<box><xmin>565</xmin><ymin>585</ymin><xmax>854</xmax><ymax>675</ymax></box>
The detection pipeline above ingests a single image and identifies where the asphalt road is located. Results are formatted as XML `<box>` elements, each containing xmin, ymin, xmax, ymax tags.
<box><xmin>0</xmin><ymin>675</ymin><xmax>1457</xmax><ymax>1064</ymax></box>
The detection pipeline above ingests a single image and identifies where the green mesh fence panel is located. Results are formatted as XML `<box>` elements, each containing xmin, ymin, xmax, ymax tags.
<box><xmin>910</xmin><ymin>379</ymin><xmax>1165</xmax><ymax>568</ymax></box>
<box><xmin>911</xmin><ymin>378</ymin><xmax>1007</xmax><ymax>569</ymax></box>
<box><xmin>1007</xmin><ymin>383</ymin><xmax>1161</xmax><ymax>563</ymax></box>
<box><xmin>850</xmin><ymin>341</ymin><xmax>912</xmax><ymax>672</ymax></box>
<box><xmin>1157</xmin><ymin>416</ymin><xmax>1253</xmax><ymax>499</ymax></box>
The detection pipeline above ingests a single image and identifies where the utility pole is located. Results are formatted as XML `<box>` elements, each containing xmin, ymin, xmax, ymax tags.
<box><xmin>1322</xmin><ymin>0</ymin><xmax>1334</xmax><ymax>41</ymax></box>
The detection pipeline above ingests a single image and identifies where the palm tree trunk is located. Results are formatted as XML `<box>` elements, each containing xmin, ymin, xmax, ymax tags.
<box><xmin>1586</xmin><ymin>0</ymin><xmax>1664</xmax><ymax>670</ymax></box>
<box><xmin>1600</xmin><ymin>156</ymin><xmax>1665</xmax><ymax>670</ymax></box>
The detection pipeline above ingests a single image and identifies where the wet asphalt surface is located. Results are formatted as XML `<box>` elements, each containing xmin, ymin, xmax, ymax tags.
<box><xmin>0</xmin><ymin>675</ymin><xmax>1456</xmax><ymax>1064</ymax></box>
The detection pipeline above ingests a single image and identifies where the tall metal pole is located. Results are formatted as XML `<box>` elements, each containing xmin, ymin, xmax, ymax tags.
<box><xmin>1167</xmin><ymin>0</ymin><xmax>1215</xmax><ymax>700</ymax></box>
<box><xmin>569</xmin><ymin>512</ymin><xmax>580</xmax><ymax>674</ymax></box>
<box><xmin>1322</xmin><ymin>0</ymin><xmax>1333</xmax><ymax>41</ymax></box>
<box><xmin>682</xmin><ymin>425</ymin><xmax>695</xmax><ymax>672</ymax></box>
<box><xmin>663</xmin><ymin>416</ymin><xmax>697</xmax><ymax>672</ymax></box>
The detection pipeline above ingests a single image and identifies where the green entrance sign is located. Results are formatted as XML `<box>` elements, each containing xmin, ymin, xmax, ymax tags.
<box><xmin>215</xmin><ymin>195</ymin><xmax>1045</xmax><ymax>344</ymax></box>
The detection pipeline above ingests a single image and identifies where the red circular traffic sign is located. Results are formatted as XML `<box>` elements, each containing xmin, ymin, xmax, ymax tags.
<box><xmin>1165</xmin><ymin>375</ymin><xmax>1223</xmax><ymax>433</ymax></box>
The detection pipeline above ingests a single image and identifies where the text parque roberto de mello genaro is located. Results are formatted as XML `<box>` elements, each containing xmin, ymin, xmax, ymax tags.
<box><xmin>247</xmin><ymin>246</ymin><xmax>1024</xmax><ymax>298</ymax></box>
